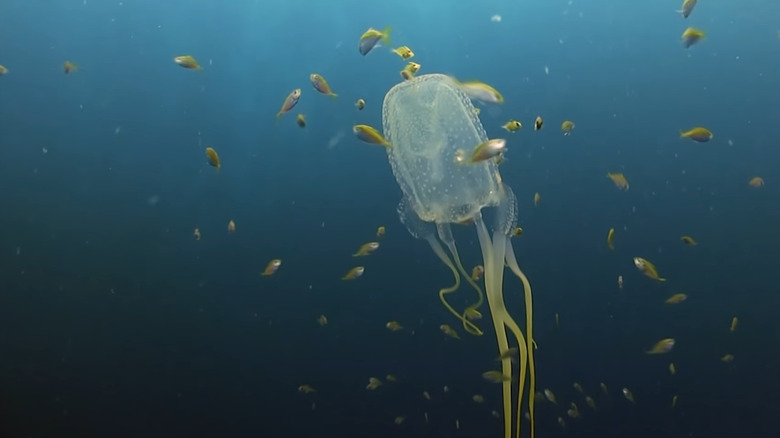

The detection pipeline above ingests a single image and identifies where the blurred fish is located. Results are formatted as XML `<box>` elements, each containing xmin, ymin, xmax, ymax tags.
<box><xmin>261</xmin><ymin>259</ymin><xmax>282</xmax><ymax>276</ymax></box>
<box><xmin>392</xmin><ymin>46</ymin><xmax>414</xmax><ymax>60</ymax></box>
<box><xmin>440</xmin><ymin>324</ymin><xmax>460</xmax><ymax>340</ymax></box>
<box><xmin>342</xmin><ymin>266</ymin><xmax>365</xmax><ymax>280</ymax></box>
<box><xmin>193</xmin><ymin>228</ymin><xmax>201</xmax><ymax>241</ymax></box>
<box><xmin>634</xmin><ymin>257</ymin><xmax>666</xmax><ymax>281</ymax></box>
<box><xmin>297</xmin><ymin>114</ymin><xmax>306</xmax><ymax>127</ymax></box>
<box><xmin>730</xmin><ymin>316</ymin><xmax>738</xmax><ymax>332</ymax></box>
<box><xmin>749</xmin><ymin>176</ymin><xmax>765</xmax><ymax>188</ymax></box>
<box><xmin>607</xmin><ymin>172</ymin><xmax>630</xmax><ymax>191</ymax></box>
<box><xmin>665</xmin><ymin>293</ymin><xmax>688</xmax><ymax>304</ymax></box>
<box><xmin>680</xmin><ymin>126</ymin><xmax>712</xmax><ymax>142</ymax></box>
<box><xmin>622</xmin><ymin>387</ymin><xmax>635</xmax><ymax>403</ymax></box>
<box><xmin>366</xmin><ymin>377</ymin><xmax>382</xmax><ymax>390</ymax></box>
<box><xmin>534</xmin><ymin>192</ymin><xmax>541</xmax><ymax>206</ymax></box>
<box><xmin>607</xmin><ymin>228</ymin><xmax>615</xmax><ymax>250</ymax></box>
<box><xmin>544</xmin><ymin>389</ymin><xmax>558</xmax><ymax>404</ymax></box>
<box><xmin>353</xmin><ymin>124</ymin><xmax>390</xmax><ymax>146</ymax></box>
<box><xmin>471</xmin><ymin>265</ymin><xmax>484</xmax><ymax>281</ymax></box>
<box><xmin>310</xmin><ymin>73</ymin><xmax>338</xmax><ymax>97</ymax></box>
<box><xmin>561</xmin><ymin>120</ymin><xmax>575</xmax><ymax>135</ymax></box>
<box><xmin>358</xmin><ymin>27</ymin><xmax>391</xmax><ymax>56</ymax></box>
<box><xmin>205</xmin><ymin>147</ymin><xmax>221</xmax><ymax>169</ymax></box>
<box><xmin>455</xmin><ymin>79</ymin><xmax>504</xmax><ymax>104</ymax></box>
<box><xmin>646</xmin><ymin>338</ymin><xmax>676</xmax><ymax>354</ymax></box>
<box><xmin>502</xmin><ymin>120</ymin><xmax>522</xmax><ymax>132</ymax></box>
<box><xmin>681</xmin><ymin>27</ymin><xmax>705</xmax><ymax>48</ymax></box>
<box><xmin>228</xmin><ymin>220</ymin><xmax>236</xmax><ymax>233</ymax></box>
<box><xmin>376</xmin><ymin>226</ymin><xmax>386</xmax><ymax>237</ymax></box>
<box><xmin>64</xmin><ymin>61</ymin><xmax>78</xmax><ymax>74</ymax></box>
<box><xmin>355</xmin><ymin>98</ymin><xmax>366</xmax><ymax>110</ymax></box>
<box><xmin>0</xmin><ymin>65</ymin><xmax>8</xmax><ymax>75</ymax></box>
<box><xmin>534</xmin><ymin>116</ymin><xmax>543</xmax><ymax>130</ymax></box>
<box><xmin>678</xmin><ymin>0</ymin><xmax>697</xmax><ymax>18</ymax></box>
<box><xmin>680</xmin><ymin>235</ymin><xmax>697</xmax><ymax>245</ymax></box>
<box><xmin>173</xmin><ymin>55</ymin><xmax>201</xmax><ymax>70</ymax></box>
<box><xmin>353</xmin><ymin>242</ymin><xmax>380</xmax><ymax>256</ymax></box>
<box><xmin>276</xmin><ymin>89</ymin><xmax>301</xmax><ymax>118</ymax></box>
<box><xmin>386</xmin><ymin>321</ymin><xmax>403</xmax><ymax>331</ymax></box>
<box><xmin>482</xmin><ymin>370</ymin><xmax>511</xmax><ymax>383</ymax></box>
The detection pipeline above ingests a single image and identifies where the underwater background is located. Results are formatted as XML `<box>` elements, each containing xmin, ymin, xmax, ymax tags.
<box><xmin>1</xmin><ymin>0</ymin><xmax>780</xmax><ymax>437</ymax></box>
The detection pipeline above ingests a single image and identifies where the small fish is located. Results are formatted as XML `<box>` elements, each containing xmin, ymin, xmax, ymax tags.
<box><xmin>394</xmin><ymin>416</ymin><xmax>405</xmax><ymax>425</ymax></box>
<box><xmin>730</xmin><ymin>316</ymin><xmax>738</xmax><ymax>332</ymax></box>
<box><xmin>534</xmin><ymin>116</ymin><xmax>543</xmax><ymax>131</ymax></box>
<box><xmin>681</xmin><ymin>27</ymin><xmax>705</xmax><ymax>48</ymax></box>
<box><xmin>310</xmin><ymin>73</ymin><xmax>337</xmax><ymax>97</ymax></box>
<box><xmin>533</xmin><ymin>192</ymin><xmax>541</xmax><ymax>206</ymax></box>
<box><xmin>457</xmin><ymin>80</ymin><xmax>504</xmax><ymax>104</ymax></box>
<box><xmin>353</xmin><ymin>242</ymin><xmax>380</xmax><ymax>257</ymax></box>
<box><xmin>678</xmin><ymin>0</ymin><xmax>697</xmax><ymax>18</ymax></box>
<box><xmin>561</xmin><ymin>120</ymin><xmax>575</xmax><ymax>135</ymax></box>
<box><xmin>0</xmin><ymin>65</ymin><xmax>8</xmax><ymax>75</ymax></box>
<box><xmin>440</xmin><ymin>324</ymin><xmax>460</xmax><ymax>340</ymax></box>
<box><xmin>646</xmin><ymin>338</ymin><xmax>676</xmax><ymax>355</ymax></box>
<box><xmin>482</xmin><ymin>370</ymin><xmax>511</xmax><ymax>383</ymax></box>
<box><xmin>471</xmin><ymin>265</ymin><xmax>484</xmax><ymax>281</ymax></box>
<box><xmin>376</xmin><ymin>226</ymin><xmax>386</xmax><ymax>237</ymax></box>
<box><xmin>296</xmin><ymin>114</ymin><xmax>306</xmax><ymax>127</ymax></box>
<box><xmin>392</xmin><ymin>46</ymin><xmax>414</xmax><ymax>60</ymax></box>
<box><xmin>669</xmin><ymin>362</ymin><xmax>677</xmax><ymax>375</ymax></box>
<box><xmin>573</xmin><ymin>382</ymin><xmax>584</xmax><ymax>394</ymax></box>
<box><xmin>342</xmin><ymin>266</ymin><xmax>365</xmax><ymax>280</ymax></box>
<box><xmin>665</xmin><ymin>293</ymin><xmax>688</xmax><ymax>304</ymax></box>
<box><xmin>276</xmin><ymin>89</ymin><xmax>301</xmax><ymax>118</ymax></box>
<box><xmin>554</xmin><ymin>313</ymin><xmax>560</xmax><ymax>328</ymax></box>
<box><xmin>622</xmin><ymin>387</ymin><xmax>635</xmax><ymax>403</ymax></box>
<box><xmin>400</xmin><ymin>62</ymin><xmax>421</xmax><ymax>81</ymax></box>
<box><xmin>472</xmin><ymin>394</ymin><xmax>485</xmax><ymax>403</ymax></box>
<box><xmin>680</xmin><ymin>126</ymin><xmax>713</xmax><ymax>142</ymax></box>
<box><xmin>205</xmin><ymin>147</ymin><xmax>221</xmax><ymax>169</ymax></box>
<box><xmin>386</xmin><ymin>321</ymin><xmax>403</xmax><ymax>331</ymax></box>
<box><xmin>317</xmin><ymin>315</ymin><xmax>328</xmax><ymax>326</ymax></box>
<box><xmin>585</xmin><ymin>396</ymin><xmax>597</xmax><ymax>410</ymax></box>
<box><xmin>496</xmin><ymin>348</ymin><xmax>518</xmax><ymax>361</ymax></box>
<box><xmin>557</xmin><ymin>417</ymin><xmax>566</xmax><ymax>429</ymax></box>
<box><xmin>544</xmin><ymin>389</ymin><xmax>558</xmax><ymax>405</ymax></box>
<box><xmin>193</xmin><ymin>228</ymin><xmax>201</xmax><ymax>241</ymax></box>
<box><xmin>423</xmin><ymin>391</ymin><xmax>431</xmax><ymax>400</ymax></box>
<box><xmin>600</xmin><ymin>382</ymin><xmax>608</xmax><ymax>394</ymax></box>
<box><xmin>298</xmin><ymin>384</ymin><xmax>316</xmax><ymax>393</ymax></box>
<box><xmin>355</xmin><ymin>98</ymin><xmax>366</xmax><ymax>110</ymax></box>
<box><xmin>353</xmin><ymin>124</ymin><xmax>390</xmax><ymax>147</ymax></box>
<box><xmin>721</xmin><ymin>354</ymin><xmax>734</xmax><ymax>363</ymax></box>
<box><xmin>567</xmin><ymin>402</ymin><xmax>580</xmax><ymax>419</ymax></box>
<box><xmin>261</xmin><ymin>259</ymin><xmax>282</xmax><ymax>276</ymax></box>
<box><xmin>502</xmin><ymin>120</ymin><xmax>522</xmax><ymax>132</ymax></box>
<box><xmin>386</xmin><ymin>374</ymin><xmax>397</xmax><ymax>382</ymax></box>
<box><xmin>680</xmin><ymin>235</ymin><xmax>697</xmax><ymax>245</ymax></box>
<box><xmin>464</xmin><ymin>307</ymin><xmax>482</xmax><ymax>321</ymax></box>
<box><xmin>227</xmin><ymin>220</ymin><xmax>236</xmax><ymax>233</ymax></box>
<box><xmin>607</xmin><ymin>172</ymin><xmax>630</xmax><ymax>191</ymax></box>
<box><xmin>173</xmin><ymin>55</ymin><xmax>201</xmax><ymax>70</ymax></box>
<box><xmin>64</xmin><ymin>61</ymin><xmax>78</xmax><ymax>74</ymax></box>
<box><xmin>366</xmin><ymin>377</ymin><xmax>382</xmax><ymax>390</ymax></box>
<box><xmin>466</xmin><ymin>138</ymin><xmax>506</xmax><ymax>163</ymax></box>
<box><xmin>634</xmin><ymin>257</ymin><xmax>666</xmax><ymax>281</ymax></box>
<box><xmin>607</xmin><ymin>228</ymin><xmax>615</xmax><ymax>250</ymax></box>
<box><xmin>749</xmin><ymin>176</ymin><xmax>765</xmax><ymax>188</ymax></box>
<box><xmin>618</xmin><ymin>275</ymin><xmax>623</xmax><ymax>288</ymax></box>
<box><xmin>512</xmin><ymin>227</ymin><xmax>523</xmax><ymax>237</ymax></box>
<box><xmin>672</xmin><ymin>395</ymin><xmax>678</xmax><ymax>409</ymax></box>
<box><xmin>358</xmin><ymin>27</ymin><xmax>391</xmax><ymax>56</ymax></box>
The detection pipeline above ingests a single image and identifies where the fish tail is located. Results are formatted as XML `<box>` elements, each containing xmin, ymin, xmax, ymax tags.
<box><xmin>329</xmin><ymin>92</ymin><xmax>338</xmax><ymax>99</ymax></box>
<box><xmin>659</xmin><ymin>277</ymin><xmax>667</xmax><ymax>282</ymax></box>
<box><xmin>381</xmin><ymin>26</ymin><xmax>392</xmax><ymax>45</ymax></box>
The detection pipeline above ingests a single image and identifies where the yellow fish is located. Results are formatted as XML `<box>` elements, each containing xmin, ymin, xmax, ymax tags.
<box><xmin>678</xmin><ymin>0</ymin><xmax>697</xmax><ymax>18</ymax></box>
<box><xmin>439</xmin><ymin>324</ymin><xmax>460</xmax><ymax>340</ymax></box>
<box><xmin>544</xmin><ymin>389</ymin><xmax>558</xmax><ymax>404</ymax></box>
<box><xmin>391</xmin><ymin>46</ymin><xmax>414</xmax><ymax>60</ymax></box>
<box><xmin>680</xmin><ymin>126</ymin><xmax>713</xmax><ymax>142</ymax></box>
<box><xmin>561</xmin><ymin>120</ymin><xmax>575</xmax><ymax>135</ymax></box>
<box><xmin>227</xmin><ymin>220</ymin><xmax>236</xmax><ymax>233</ymax></box>
<box><xmin>471</xmin><ymin>265</ymin><xmax>484</xmax><ymax>281</ymax></box>
<box><xmin>461</xmin><ymin>138</ymin><xmax>506</xmax><ymax>163</ymax></box>
<box><xmin>607</xmin><ymin>228</ymin><xmax>615</xmax><ymax>250</ymax></box>
<box><xmin>721</xmin><ymin>354</ymin><xmax>734</xmax><ymax>363</ymax></box>
<box><xmin>512</xmin><ymin>227</ymin><xmax>523</xmax><ymax>237</ymax></box>
<box><xmin>472</xmin><ymin>394</ymin><xmax>485</xmax><ymax>403</ymax></box>
<box><xmin>386</xmin><ymin>321</ymin><xmax>403</xmax><ymax>331</ymax></box>
<box><xmin>355</xmin><ymin>98</ymin><xmax>366</xmax><ymax>110</ymax></box>
<box><xmin>358</xmin><ymin>27</ymin><xmax>391</xmax><ymax>56</ymax></box>
<box><xmin>353</xmin><ymin>124</ymin><xmax>390</xmax><ymax>147</ymax></box>
<box><xmin>366</xmin><ymin>377</ymin><xmax>382</xmax><ymax>390</ymax></box>
<box><xmin>456</xmin><ymin>79</ymin><xmax>504</xmax><ymax>104</ymax></box>
<box><xmin>0</xmin><ymin>65</ymin><xmax>8</xmax><ymax>75</ymax></box>
<box><xmin>296</xmin><ymin>114</ymin><xmax>306</xmax><ymax>128</ymax></box>
<box><xmin>749</xmin><ymin>176</ymin><xmax>764</xmax><ymax>188</ymax></box>
<box><xmin>502</xmin><ymin>120</ymin><xmax>522</xmax><ymax>132</ymax></box>
<box><xmin>376</xmin><ymin>226</ymin><xmax>386</xmax><ymax>237</ymax></box>
<box><xmin>317</xmin><ymin>315</ymin><xmax>328</xmax><ymax>326</ymax></box>
<box><xmin>681</xmin><ymin>27</ymin><xmax>705</xmax><ymax>48</ymax></box>
<box><xmin>310</xmin><ymin>73</ymin><xmax>337</xmax><ymax>98</ymax></box>
<box><xmin>205</xmin><ymin>147</ymin><xmax>221</xmax><ymax>169</ymax></box>
<box><xmin>342</xmin><ymin>266</ymin><xmax>365</xmax><ymax>280</ymax></box>
<box><xmin>298</xmin><ymin>384</ymin><xmax>316</xmax><ymax>393</ymax></box>
<box><xmin>260</xmin><ymin>259</ymin><xmax>282</xmax><ymax>276</ymax></box>
<box><xmin>730</xmin><ymin>316</ymin><xmax>738</xmax><ymax>332</ymax></box>
<box><xmin>646</xmin><ymin>338</ymin><xmax>675</xmax><ymax>354</ymax></box>
<box><xmin>276</xmin><ymin>88</ymin><xmax>301</xmax><ymax>118</ymax></box>
<box><xmin>669</xmin><ymin>362</ymin><xmax>676</xmax><ymax>375</ymax></box>
<box><xmin>534</xmin><ymin>116</ymin><xmax>543</xmax><ymax>131</ymax></box>
<box><xmin>633</xmin><ymin>257</ymin><xmax>666</xmax><ymax>281</ymax></box>
<box><xmin>63</xmin><ymin>60</ymin><xmax>78</xmax><ymax>74</ymax></box>
<box><xmin>665</xmin><ymin>293</ymin><xmax>688</xmax><ymax>304</ymax></box>
<box><xmin>607</xmin><ymin>172</ymin><xmax>630</xmax><ymax>191</ymax></box>
<box><xmin>482</xmin><ymin>370</ymin><xmax>511</xmax><ymax>383</ymax></box>
<box><xmin>680</xmin><ymin>235</ymin><xmax>697</xmax><ymax>245</ymax></box>
<box><xmin>353</xmin><ymin>242</ymin><xmax>380</xmax><ymax>256</ymax></box>
<box><xmin>464</xmin><ymin>307</ymin><xmax>482</xmax><ymax>321</ymax></box>
<box><xmin>394</xmin><ymin>416</ymin><xmax>405</xmax><ymax>425</ymax></box>
<box><xmin>672</xmin><ymin>395</ymin><xmax>678</xmax><ymax>409</ymax></box>
<box><xmin>534</xmin><ymin>192</ymin><xmax>541</xmax><ymax>206</ymax></box>
<box><xmin>173</xmin><ymin>55</ymin><xmax>201</xmax><ymax>70</ymax></box>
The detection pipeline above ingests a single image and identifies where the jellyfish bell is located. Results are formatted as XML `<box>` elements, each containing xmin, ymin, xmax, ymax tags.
<box><xmin>382</xmin><ymin>73</ymin><xmax>536</xmax><ymax>438</ymax></box>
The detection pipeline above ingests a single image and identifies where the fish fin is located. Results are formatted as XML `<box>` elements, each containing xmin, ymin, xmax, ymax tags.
<box><xmin>659</xmin><ymin>278</ymin><xmax>667</xmax><ymax>282</ymax></box>
<box><xmin>329</xmin><ymin>92</ymin><xmax>338</xmax><ymax>99</ymax></box>
<box><xmin>381</xmin><ymin>26</ymin><xmax>392</xmax><ymax>46</ymax></box>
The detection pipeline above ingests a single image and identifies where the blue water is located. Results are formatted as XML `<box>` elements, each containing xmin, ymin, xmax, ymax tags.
<box><xmin>1</xmin><ymin>0</ymin><xmax>779</xmax><ymax>437</ymax></box>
